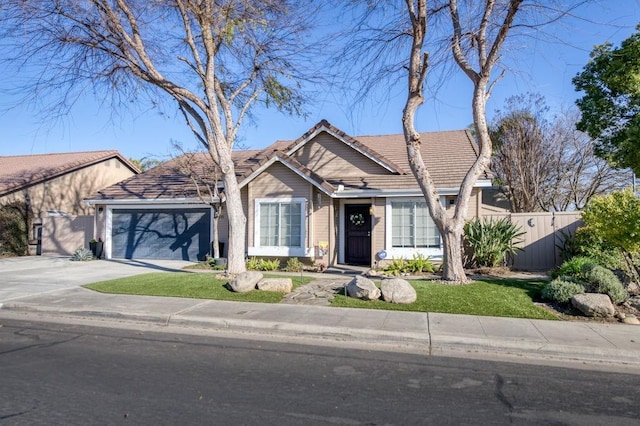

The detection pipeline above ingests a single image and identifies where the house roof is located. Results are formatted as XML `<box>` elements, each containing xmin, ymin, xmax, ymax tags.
<box><xmin>0</xmin><ymin>150</ymin><xmax>139</xmax><ymax>197</ymax></box>
<box><xmin>91</xmin><ymin>150</ymin><xmax>262</xmax><ymax>201</ymax></box>
<box><xmin>88</xmin><ymin>120</ymin><xmax>489</xmax><ymax>202</ymax></box>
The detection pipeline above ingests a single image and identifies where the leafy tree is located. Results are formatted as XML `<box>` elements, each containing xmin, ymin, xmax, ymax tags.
<box><xmin>0</xmin><ymin>1</ymin><xmax>316</xmax><ymax>274</ymax></box>
<box><xmin>581</xmin><ymin>189</ymin><xmax>640</xmax><ymax>281</ymax></box>
<box><xmin>573</xmin><ymin>25</ymin><xmax>640</xmax><ymax>176</ymax></box>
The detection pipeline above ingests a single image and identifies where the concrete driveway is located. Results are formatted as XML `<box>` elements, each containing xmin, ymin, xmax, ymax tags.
<box><xmin>0</xmin><ymin>256</ymin><xmax>194</xmax><ymax>303</ymax></box>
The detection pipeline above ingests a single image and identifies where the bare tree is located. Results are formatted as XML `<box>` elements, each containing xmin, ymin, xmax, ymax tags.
<box><xmin>491</xmin><ymin>95</ymin><xmax>628</xmax><ymax>212</ymax></box>
<box><xmin>403</xmin><ymin>0</ymin><xmax>524</xmax><ymax>282</ymax></box>
<box><xmin>341</xmin><ymin>0</ymin><xmax>583</xmax><ymax>282</ymax></box>
<box><xmin>171</xmin><ymin>147</ymin><xmax>224</xmax><ymax>260</ymax></box>
<box><xmin>490</xmin><ymin>93</ymin><xmax>553</xmax><ymax>212</ymax></box>
<box><xmin>0</xmin><ymin>1</ymin><xmax>317</xmax><ymax>274</ymax></box>
<box><xmin>539</xmin><ymin>109</ymin><xmax>628</xmax><ymax>211</ymax></box>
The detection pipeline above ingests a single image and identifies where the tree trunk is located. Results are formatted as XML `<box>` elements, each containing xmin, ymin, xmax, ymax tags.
<box><xmin>441</xmin><ymin>224</ymin><xmax>468</xmax><ymax>283</ymax></box>
<box><xmin>221</xmin><ymin>171</ymin><xmax>246</xmax><ymax>275</ymax></box>
<box><xmin>212</xmin><ymin>205</ymin><xmax>221</xmax><ymax>259</ymax></box>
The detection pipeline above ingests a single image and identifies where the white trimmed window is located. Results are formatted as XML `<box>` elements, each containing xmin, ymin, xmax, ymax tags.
<box><xmin>252</xmin><ymin>198</ymin><xmax>308</xmax><ymax>256</ymax></box>
<box><xmin>391</xmin><ymin>201</ymin><xmax>440</xmax><ymax>248</ymax></box>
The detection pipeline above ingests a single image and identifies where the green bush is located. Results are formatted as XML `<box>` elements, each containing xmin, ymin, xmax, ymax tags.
<box><xmin>405</xmin><ymin>253</ymin><xmax>435</xmax><ymax>273</ymax></box>
<box><xmin>259</xmin><ymin>259</ymin><xmax>281</xmax><ymax>271</ymax></box>
<box><xmin>0</xmin><ymin>203</ymin><xmax>28</xmax><ymax>256</ymax></box>
<box><xmin>464</xmin><ymin>217</ymin><xmax>524</xmax><ymax>267</ymax></box>
<box><xmin>383</xmin><ymin>258</ymin><xmax>408</xmax><ymax>276</ymax></box>
<box><xmin>284</xmin><ymin>257</ymin><xmax>304</xmax><ymax>272</ymax></box>
<box><xmin>71</xmin><ymin>247</ymin><xmax>94</xmax><ymax>261</ymax></box>
<box><xmin>561</xmin><ymin>226</ymin><xmax>625</xmax><ymax>270</ymax></box>
<box><xmin>541</xmin><ymin>278</ymin><xmax>586</xmax><ymax>303</ymax></box>
<box><xmin>550</xmin><ymin>256</ymin><xmax>597</xmax><ymax>280</ymax></box>
<box><xmin>584</xmin><ymin>265</ymin><xmax>628</xmax><ymax>303</ymax></box>
<box><xmin>246</xmin><ymin>257</ymin><xmax>261</xmax><ymax>271</ymax></box>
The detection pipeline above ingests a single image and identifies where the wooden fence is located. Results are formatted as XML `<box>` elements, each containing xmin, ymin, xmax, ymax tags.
<box><xmin>483</xmin><ymin>211</ymin><xmax>583</xmax><ymax>271</ymax></box>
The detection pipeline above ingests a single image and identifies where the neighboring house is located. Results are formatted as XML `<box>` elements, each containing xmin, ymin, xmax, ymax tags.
<box><xmin>0</xmin><ymin>151</ymin><xmax>139</xmax><ymax>254</ymax></box>
<box><xmin>86</xmin><ymin>120</ymin><xmax>491</xmax><ymax>266</ymax></box>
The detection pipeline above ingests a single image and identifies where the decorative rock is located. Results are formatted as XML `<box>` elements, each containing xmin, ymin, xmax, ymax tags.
<box><xmin>346</xmin><ymin>276</ymin><xmax>381</xmax><ymax>301</ymax></box>
<box><xmin>571</xmin><ymin>293</ymin><xmax>615</xmax><ymax>318</ymax></box>
<box><xmin>628</xmin><ymin>296</ymin><xmax>640</xmax><ymax>311</ymax></box>
<box><xmin>380</xmin><ymin>278</ymin><xmax>417</xmax><ymax>304</ymax></box>
<box><xmin>228</xmin><ymin>271</ymin><xmax>263</xmax><ymax>293</ymax></box>
<box><xmin>622</xmin><ymin>316</ymin><xmax>640</xmax><ymax>325</ymax></box>
<box><xmin>257</xmin><ymin>278</ymin><xmax>293</xmax><ymax>293</ymax></box>
<box><xmin>366</xmin><ymin>269</ymin><xmax>381</xmax><ymax>277</ymax></box>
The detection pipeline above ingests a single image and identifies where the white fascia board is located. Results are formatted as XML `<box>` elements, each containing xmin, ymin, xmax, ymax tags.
<box><xmin>334</xmin><ymin>188</ymin><xmax>461</xmax><ymax>198</ymax></box>
<box><xmin>85</xmin><ymin>197</ymin><xmax>215</xmax><ymax>206</ymax></box>
<box><xmin>287</xmin><ymin>126</ymin><xmax>397</xmax><ymax>174</ymax></box>
<box><xmin>474</xmin><ymin>179</ymin><xmax>493</xmax><ymax>187</ymax></box>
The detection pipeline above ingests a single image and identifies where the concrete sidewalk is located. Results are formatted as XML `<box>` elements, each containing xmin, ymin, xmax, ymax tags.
<box><xmin>1</xmin><ymin>286</ymin><xmax>639</xmax><ymax>371</ymax></box>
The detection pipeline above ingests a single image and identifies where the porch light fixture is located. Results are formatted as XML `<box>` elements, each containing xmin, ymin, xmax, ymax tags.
<box><xmin>369</xmin><ymin>206</ymin><xmax>374</xmax><ymax>215</ymax></box>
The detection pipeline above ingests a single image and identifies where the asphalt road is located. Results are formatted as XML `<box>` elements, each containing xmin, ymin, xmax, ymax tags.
<box><xmin>1</xmin><ymin>319</ymin><xmax>639</xmax><ymax>425</ymax></box>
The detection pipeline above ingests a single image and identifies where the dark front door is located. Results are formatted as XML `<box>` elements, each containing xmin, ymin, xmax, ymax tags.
<box><xmin>345</xmin><ymin>204</ymin><xmax>371</xmax><ymax>265</ymax></box>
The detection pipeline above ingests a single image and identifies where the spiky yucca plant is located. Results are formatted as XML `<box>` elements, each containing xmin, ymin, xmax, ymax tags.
<box><xmin>464</xmin><ymin>218</ymin><xmax>525</xmax><ymax>268</ymax></box>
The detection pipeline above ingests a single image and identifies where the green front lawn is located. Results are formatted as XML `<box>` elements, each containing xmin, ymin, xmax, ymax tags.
<box><xmin>85</xmin><ymin>272</ymin><xmax>313</xmax><ymax>304</ymax></box>
<box><xmin>84</xmin><ymin>272</ymin><xmax>556</xmax><ymax>319</ymax></box>
<box><xmin>331</xmin><ymin>277</ymin><xmax>557</xmax><ymax>320</ymax></box>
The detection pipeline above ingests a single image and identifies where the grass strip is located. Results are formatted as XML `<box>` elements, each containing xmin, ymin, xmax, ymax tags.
<box><xmin>331</xmin><ymin>277</ymin><xmax>558</xmax><ymax>320</ymax></box>
<box><xmin>84</xmin><ymin>272</ymin><xmax>313</xmax><ymax>304</ymax></box>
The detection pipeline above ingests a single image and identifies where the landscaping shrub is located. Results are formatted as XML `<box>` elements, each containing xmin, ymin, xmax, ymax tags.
<box><xmin>71</xmin><ymin>247</ymin><xmax>94</xmax><ymax>261</ymax></box>
<box><xmin>560</xmin><ymin>226</ymin><xmax>624</xmax><ymax>270</ymax></box>
<box><xmin>246</xmin><ymin>257</ymin><xmax>261</xmax><ymax>271</ymax></box>
<box><xmin>0</xmin><ymin>203</ymin><xmax>28</xmax><ymax>256</ymax></box>
<box><xmin>383</xmin><ymin>258</ymin><xmax>408</xmax><ymax>276</ymax></box>
<box><xmin>550</xmin><ymin>256</ymin><xmax>597</xmax><ymax>280</ymax></box>
<box><xmin>463</xmin><ymin>217</ymin><xmax>524</xmax><ymax>267</ymax></box>
<box><xmin>541</xmin><ymin>278</ymin><xmax>586</xmax><ymax>303</ymax></box>
<box><xmin>259</xmin><ymin>259</ymin><xmax>280</xmax><ymax>271</ymax></box>
<box><xmin>284</xmin><ymin>257</ymin><xmax>304</xmax><ymax>272</ymax></box>
<box><xmin>584</xmin><ymin>265</ymin><xmax>628</xmax><ymax>303</ymax></box>
<box><xmin>406</xmin><ymin>253</ymin><xmax>435</xmax><ymax>273</ymax></box>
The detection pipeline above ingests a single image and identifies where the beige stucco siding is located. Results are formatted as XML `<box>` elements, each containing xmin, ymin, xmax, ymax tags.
<box><xmin>292</xmin><ymin>133</ymin><xmax>390</xmax><ymax>177</ymax></box>
<box><xmin>0</xmin><ymin>158</ymin><xmax>135</xmax><ymax>218</ymax></box>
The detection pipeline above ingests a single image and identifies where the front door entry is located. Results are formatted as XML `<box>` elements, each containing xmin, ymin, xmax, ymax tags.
<box><xmin>345</xmin><ymin>204</ymin><xmax>371</xmax><ymax>265</ymax></box>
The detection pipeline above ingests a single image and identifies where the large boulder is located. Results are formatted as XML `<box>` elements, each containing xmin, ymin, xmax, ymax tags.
<box><xmin>346</xmin><ymin>276</ymin><xmax>381</xmax><ymax>301</ymax></box>
<box><xmin>571</xmin><ymin>293</ymin><xmax>615</xmax><ymax>318</ymax></box>
<box><xmin>380</xmin><ymin>278</ymin><xmax>417</xmax><ymax>304</ymax></box>
<box><xmin>257</xmin><ymin>278</ymin><xmax>293</xmax><ymax>293</ymax></box>
<box><xmin>228</xmin><ymin>271</ymin><xmax>263</xmax><ymax>293</ymax></box>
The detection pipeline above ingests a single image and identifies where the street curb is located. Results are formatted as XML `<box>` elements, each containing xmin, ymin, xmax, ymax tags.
<box><xmin>429</xmin><ymin>334</ymin><xmax>640</xmax><ymax>367</ymax></box>
<box><xmin>3</xmin><ymin>302</ymin><xmax>640</xmax><ymax>370</ymax></box>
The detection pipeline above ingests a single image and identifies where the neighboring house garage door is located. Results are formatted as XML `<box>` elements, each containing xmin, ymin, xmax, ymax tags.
<box><xmin>111</xmin><ymin>208</ymin><xmax>210</xmax><ymax>261</ymax></box>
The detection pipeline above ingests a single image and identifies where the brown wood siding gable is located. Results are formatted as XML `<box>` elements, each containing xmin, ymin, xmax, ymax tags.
<box><xmin>291</xmin><ymin>133</ymin><xmax>391</xmax><ymax>177</ymax></box>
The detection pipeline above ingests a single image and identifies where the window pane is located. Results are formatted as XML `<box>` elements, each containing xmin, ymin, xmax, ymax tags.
<box><xmin>259</xmin><ymin>201</ymin><xmax>302</xmax><ymax>247</ymax></box>
<box><xmin>259</xmin><ymin>203</ymin><xmax>279</xmax><ymax>246</ymax></box>
<box><xmin>392</xmin><ymin>201</ymin><xmax>440</xmax><ymax>248</ymax></box>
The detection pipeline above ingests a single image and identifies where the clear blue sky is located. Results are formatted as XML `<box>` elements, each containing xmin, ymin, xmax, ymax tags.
<box><xmin>1</xmin><ymin>1</ymin><xmax>639</xmax><ymax>161</ymax></box>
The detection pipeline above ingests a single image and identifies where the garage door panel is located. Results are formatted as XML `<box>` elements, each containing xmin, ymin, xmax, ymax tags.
<box><xmin>112</xmin><ymin>209</ymin><xmax>210</xmax><ymax>261</ymax></box>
